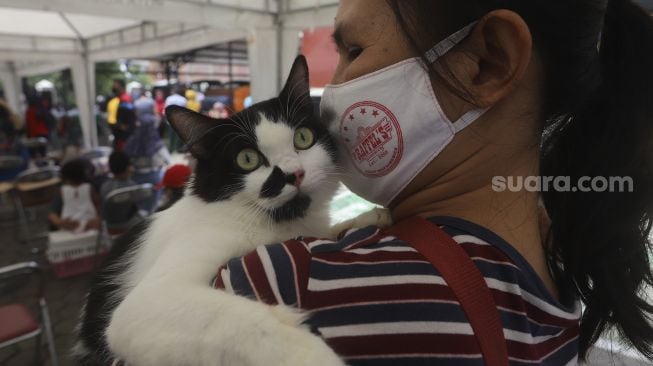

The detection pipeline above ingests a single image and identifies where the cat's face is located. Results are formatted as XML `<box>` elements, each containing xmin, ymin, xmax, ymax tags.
<box><xmin>166</xmin><ymin>56</ymin><xmax>338</xmax><ymax>222</ymax></box>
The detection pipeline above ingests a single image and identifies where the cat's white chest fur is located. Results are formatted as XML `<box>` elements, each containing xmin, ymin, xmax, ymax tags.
<box><xmin>106</xmin><ymin>194</ymin><xmax>344</xmax><ymax>366</ymax></box>
<box><xmin>120</xmin><ymin>194</ymin><xmax>330</xmax><ymax>291</ymax></box>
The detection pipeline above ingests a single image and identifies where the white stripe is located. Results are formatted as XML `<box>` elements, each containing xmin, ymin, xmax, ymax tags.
<box><xmin>256</xmin><ymin>246</ymin><xmax>284</xmax><ymax>304</ymax></box>
<box><xmin>451</xmin><ymin>234</ymin><xmax>490</xmax><ymax>246</ymax></box>
<box><xmin>319</xmin><ymin>321</ymin><xmax>473</xmax><ymax>338</ymax></box>
<box><xmin>349</xmin><ymin>246</ymin><xmax>417</xmax><ymax>254</ymax></box>
<box><xmin>308</xmin><ymin>275</ymin><xmax>446</xmax><ymax>291</ymax></box>
<box><xmin>308</xmin><ymin>239</ymin><xmax>336</xmax><ymax>249</ymax></box>
<box><xmin>221</xmin><ymin>268</ymin><xmax>234</xmax><ymax>294</ymax></box>
<box><xmin>470</xmin><ymin>256</ymin><xmax>519</xmax><ymax>269</ymax></box>
<box><xmin>503</xmin><ymin>328</ymin><xmax>565</xmax><ymax>344</ymax></box>
<box><xmin>485</xmin><ymin>278</ymin><xmax>580</xmax><ymax>320</ymax></box>
<box><xmin>378</xmin><ymin>236</ymin><xmax>398</xmax><ymax>243</ymax></box>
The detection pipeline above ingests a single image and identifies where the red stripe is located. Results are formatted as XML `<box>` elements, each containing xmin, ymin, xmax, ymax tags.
<box><xmin>317</xmin><ymin>250</ymin><xmax>426</xmax><ymax>263</ymax></box>
<box><xmin>212</xmin><ymin>270</ymin><xmax>225</xmax><ymax>289</ymax></box>
<box><xmin>282</xmin><ymin>240</ymin><xmax>312</xmax><ymax>306</ymax></box>
<box><xmin>304</xmin><ymin>284</ymin><xmax>458</xmax><ymax>309</ymax></box>
<box><xmin>327</xmin><ymin>334</ymin><xmax>481</xmax><ymax>358</ymax></box>
<box><xmin>242</xmin><ymin>252</ymin><xmax>277</xmax><ymax>305</ymax></box>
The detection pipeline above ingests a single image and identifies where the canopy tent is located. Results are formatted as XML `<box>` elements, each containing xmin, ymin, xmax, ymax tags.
<box><xmin>3</xmin><ymin>0</ymin><xmax>653</xmax><ymax>148</ymax></box>
<box><xmin>0</xmin><ymin>0</ymin><xmax>338</xmax><ymax>148</ymax></box>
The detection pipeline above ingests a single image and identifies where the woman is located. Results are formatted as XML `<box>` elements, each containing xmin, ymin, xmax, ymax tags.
<box><xmin>124</xmin><ymin>96</ymin><xmax>170</xmax><ymax>213</ymax></box>
<box><xmin>213</xmin><ymin>0</ymin><xmax>653</xmax><ymax>364</ymax></box>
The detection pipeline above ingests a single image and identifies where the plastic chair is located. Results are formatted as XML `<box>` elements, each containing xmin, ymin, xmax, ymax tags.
<box><xmin>13</xmin><ymin>167</ymin><xmax>61</xmax><ymax>246</ymax></box>
<box><xmin>0</xmin><ymin>262</ymin><xmax>59</xmax><ymax>366</ymax></box>
<box><xmin>95</xmin><ymin>184</ymin><xmax>153</xmax><ymax>265</ymax></box>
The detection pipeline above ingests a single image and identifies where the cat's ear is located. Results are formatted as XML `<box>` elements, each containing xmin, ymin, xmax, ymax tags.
<box><xmin>165</xmin><ymin>105</ymin><xmax>221</xmax><ymax>158</ymax></box>
<box><xmin>279</xmin><ymin>55</ymin><xmax>310</xmax><ymax>104</ymax></box>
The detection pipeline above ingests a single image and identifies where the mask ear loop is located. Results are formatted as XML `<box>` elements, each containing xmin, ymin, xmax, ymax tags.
<box><xmin>424</xmin><ymin>22</ymin><xmax>487</xmax><ymax>133</ymax></box>
<box><xmin>424</xmin><ymin>22</ymin><xmax>478</xmax><ymax>64</ymax></box>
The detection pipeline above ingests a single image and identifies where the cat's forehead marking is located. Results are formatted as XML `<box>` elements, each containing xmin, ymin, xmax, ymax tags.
<box><xmin>255</xmin><ymin>113</ymin><xmax>294</xmax><ymax>156</ymax></box>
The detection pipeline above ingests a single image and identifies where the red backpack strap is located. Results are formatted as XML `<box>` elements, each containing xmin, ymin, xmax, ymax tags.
<box><xmin>386</xmin><ymin>216</ymin><xmax>509</xmax><ymax>366</ymax></box>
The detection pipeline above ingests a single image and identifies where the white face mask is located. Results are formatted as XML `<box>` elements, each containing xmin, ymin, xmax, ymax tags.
<box><xmin>321</xmin><ymin>23</ymin><xmax>487</xmax><ymax>206</ymax></box>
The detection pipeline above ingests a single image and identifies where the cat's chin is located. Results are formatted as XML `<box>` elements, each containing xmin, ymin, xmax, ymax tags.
<box><xmin>266</xmin><ymin>194</ymin><xmax>312</xmax><ymax>223</ymax></box>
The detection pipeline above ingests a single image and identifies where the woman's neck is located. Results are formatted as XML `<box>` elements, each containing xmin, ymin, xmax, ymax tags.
<box><xmin>390</xmin><ymin>145</ymin><xmax>558</xmax><ymax>298</ymax></box>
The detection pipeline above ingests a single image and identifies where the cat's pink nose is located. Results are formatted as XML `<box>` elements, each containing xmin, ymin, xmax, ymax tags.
<box><xmin>293</xmin><ymin>169</ymin><xmax>305</xmax><ymax>188</ymax></box>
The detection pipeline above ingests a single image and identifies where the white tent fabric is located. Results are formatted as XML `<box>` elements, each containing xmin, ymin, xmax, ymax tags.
<box><xmin>0</xmin><ymin>0</ymin><xmax>338</xmax><ymax>147</ymax></box>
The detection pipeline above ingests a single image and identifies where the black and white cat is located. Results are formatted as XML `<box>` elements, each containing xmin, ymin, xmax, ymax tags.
<box><xmin>74</xmin><ymin>56</ymin><xmax>347</xmax><ymax>366</ymax></box>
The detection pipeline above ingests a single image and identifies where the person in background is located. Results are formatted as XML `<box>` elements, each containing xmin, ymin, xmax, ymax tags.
<box><xmin>155</xmin><ymin>164</ymin><xmax>191</xmax><ymax>212</ymax></box>
<box><xmin>164</xmin><ymin>86</ymin><xmax>187</xmax><ymax>152</ymax></box>
<box><xmin>0</xmin><ymin>100</ymin><xmax>28</xmax><ymax>180</ymax></box>
<box><xmin>153</xmin><ymin>89</ymin><xmax>166</xmax><ymax>118</ymax></box>
<box><xmin>100</xmin><ymin>151</ymin><xmax>141</xmax><ymax>226</ymax></box>
<box><xmin>107</xmin><ymin>79</ymin><xmax>135</xmax><ymax>151</ymax></box>
<box><xmin>49</xmin><ymin>158</ymin><xmax>100</xmax><ymax>233</ymax></box>
<box><xmin>24</xmin><ymin>93</ymin><xmax>51</xmax><ymax>157</ymax></box>
<box><xmin>185</xmin><ymin>89</ymin><xmax>201</xmax><ymax>113</ymax></box>
<box><xmin>125</xmin><ymin>97</ymin><xmax>170</xmax><ymax>213</ymax></box>
<box><xmin>207</xmin><ymin>102</ymin><xmax>229</xmax><ymax>119</ymax></box>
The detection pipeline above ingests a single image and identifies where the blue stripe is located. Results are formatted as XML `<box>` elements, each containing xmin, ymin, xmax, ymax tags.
<box><xmin>498</xmin><ymin>308</ymin><xmax>564</xmax><ymax>337</ymax></box>
<box><xmin>309</xmin><ymin>260</ymin><xmax>439</xmax><ymax>281</ymax></box>
<box><xmin>265</xmin><ymin>244</ymin><xmax>297</xmax><ymax>305</ymax></box>
<box><xmin>541</xmin><ymin>336</ymin><xmax>578</xmax><ymax>366</ymax></box>
<box><xmin>309</xmin><ymin>302</ymin><xmax>469</xmax><ymax>327</ymax></box>
<box><xmin>349</xmin><ymin>357</ymin><xmax>485</xmax><ymax>366</ymax></box>
<box><xmin>311</xmin><ymin>226</ymin><xmax>378</xmax><ymax>254</ymax></box>
<box><xmin>226</xmin><ymin>257</ymin><xmax>256</xmax><ymax>300</ymax></box>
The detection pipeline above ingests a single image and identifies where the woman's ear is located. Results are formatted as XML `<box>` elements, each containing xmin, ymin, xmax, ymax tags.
<box><xmin>440</xmin><ymin>10</ymin><xmax>533</xmax><ymax>108</ymax></box>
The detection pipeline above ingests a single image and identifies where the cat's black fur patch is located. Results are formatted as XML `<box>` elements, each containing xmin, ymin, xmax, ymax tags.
<box><xmin>76</xmin><ymin>220</ymin><xmax>149</xmax><ymax>365</ymax></box>
<box><xmin>260</xmin><ymin>166</ymin><xmax>287</xmax><ymax>198</ymax></box>
<box><xmin>269</xmin><ymin>194</ymin><xmax>312</xmax><ymax>222</ymax></box>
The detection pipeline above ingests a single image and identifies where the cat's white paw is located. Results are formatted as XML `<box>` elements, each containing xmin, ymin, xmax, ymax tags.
<box><xmin>330</xmin><ymin>207</ymin><xmax>393</xmax><ymax>239</ymax></box>
<box><xmin>248</xmin><ymin>321</ymin><xmax>346</xmax><ymax>366</ymax></box>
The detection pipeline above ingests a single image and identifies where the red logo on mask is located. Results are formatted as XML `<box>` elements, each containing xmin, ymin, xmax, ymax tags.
<box><xmin>339</xmin><ymin>101</ymin><xmax>403</xmax><ymax>177</ymax></box>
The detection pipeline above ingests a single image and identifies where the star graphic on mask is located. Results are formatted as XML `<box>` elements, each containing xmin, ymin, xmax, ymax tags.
<box><xmin>349</xmin><ymin>114</ymin><xmax>355</xmax><ymax>121</ymax></box>
<box><xmin>344</xmin><ymin>126</ymin><xmax>349</xmax><ymax>131</ymax></box>
<box><xmin>372</xmin><ymin>110</ymin><xmax>379</xmax><ymax>117</ymax></box>
<box><xmin>360</xmin><ymin>108</ymin><xmax>367</xmax><ymax>115</ymax></box>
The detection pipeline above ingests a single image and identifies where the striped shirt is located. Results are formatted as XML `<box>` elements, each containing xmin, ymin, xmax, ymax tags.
<box><xmin>213</xmin><ymin>216</ymin><xmax>581</xmax><ymax>365</ymax></box>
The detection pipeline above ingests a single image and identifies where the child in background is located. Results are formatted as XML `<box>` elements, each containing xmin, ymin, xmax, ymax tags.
<box><xmin>49</xmin><ymin>159</ymin><xmax>100</xmax><ymax>233</ymax></box>
<box><xmin>100</xmin><ymin>151</ymin><xmax>136</xmax><ymax>199</ymax></box>
<box><xmin>100</xmin><ymin>151</ymin><xmax>142</xmax><ymax>226</ymax></box>
<box><xmin>155</xmin><ymin>164</ymin><xmax>191</xmax><ymax>212</ymax></box>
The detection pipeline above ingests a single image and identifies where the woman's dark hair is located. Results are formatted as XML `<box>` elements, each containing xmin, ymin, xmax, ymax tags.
<box><xmin>388</xmin><ymin>0</ymin><xmax>653</xmax><ymax>360</ymax></box>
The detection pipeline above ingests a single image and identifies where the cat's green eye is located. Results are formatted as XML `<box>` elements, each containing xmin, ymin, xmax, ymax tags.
<box><xmin>235</xmin><ymin>149</ymin><xmax>262</xmax><ymax>172</ymax></box>
<box><xmin>294</xmin><ymin>127</ymin><xmax>315</xmax><ymax>150</ymax></box>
